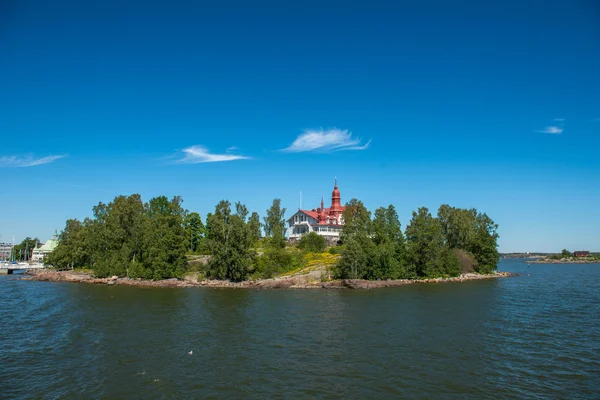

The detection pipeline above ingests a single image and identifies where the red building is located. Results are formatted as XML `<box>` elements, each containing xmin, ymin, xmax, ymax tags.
<box><xmin>573</xmin><ymin>251</ymin><xmax>590</xmax><ymax>257</ymax></box>
<box><xmin>287</xmin><ymin>180</ymin><xmax>346</xmax><ymax>244</ymax></box>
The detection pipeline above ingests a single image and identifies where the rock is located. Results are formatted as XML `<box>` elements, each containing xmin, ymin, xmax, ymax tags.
<box><xmin>110</xmin><ymin>275</ymin><xmax>118</xmax><ymax>280</ymax></box>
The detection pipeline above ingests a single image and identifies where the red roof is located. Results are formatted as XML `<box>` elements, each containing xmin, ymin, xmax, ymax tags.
<box><xmin>292</xmin><ymin>182</ymin><xmax>346</xmax><ymax>225</ymax></box>
<box><xmin>299</xmin><ymin>209</ymin><xmax>319</xmax><ymax>220</ymax></box>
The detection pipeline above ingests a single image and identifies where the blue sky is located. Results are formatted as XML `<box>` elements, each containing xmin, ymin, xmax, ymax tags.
<box><xmin>1</xmin><ymin>0</ymin><xmax>599</xmax><ymax>252</ymax></box>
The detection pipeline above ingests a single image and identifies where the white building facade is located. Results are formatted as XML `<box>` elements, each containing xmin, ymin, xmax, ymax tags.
<box><xmin>32</xmin><ymin>238</ymin><xmax>58</xmax><ymax>263</ymax></box>
<box><xmin>287</xmin><ymin>182</ymin><xmax>345</xmax><ymax>245</ymax></box>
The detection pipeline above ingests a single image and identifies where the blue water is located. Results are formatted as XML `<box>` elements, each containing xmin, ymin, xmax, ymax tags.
<box><xmin>1</xmin><ymin>259</ymin><xmax>599</xmax><ymax>399</ymax></box>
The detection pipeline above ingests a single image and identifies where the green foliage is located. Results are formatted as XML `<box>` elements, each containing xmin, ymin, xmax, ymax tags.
<box><xmin>11</xmin><ymin>237</ymin><xmax>41</xmax><ymax>261</ymax></box>
<box><xmin>46</xmin><ymin>219</ymin><xmax>89</xmax><ymax>269</ymax></box>
<box><xmin>437</xmin><ymin>205</ymin><xmax>499</xmax><ymax>274</ymax></box>
<box><xmin>334</xmin><ymin>201</ymin><xmax>494</xmax><ymax>280</ymax></box>
<box><xmin>328</xmin><ymin>245</ymin><xmax>344</xmax><ymax>255</ymax></box>
<box><xmin>469</xmin><ymin>212</ymin><xmax>500</xmax><ymax>274</ymax></box>
<box><xmin>405</xmin><ymin>207</ymin><xmax>448</xmax><ymax>277</ymax></box>
<box><xmin>438</xmin><ymin>205</ymin><xmax>477</xmax><ymax>249</ymax></box>
<box><xmin>263</xmin><ymin>199</ymin><xmax>286</xmax><ymax>248</ymax></box>
<box><xmin>340</xmin><ymin>198</ymin><xmax>372</xmax><ymax>243</ymax></box>
<box><xmin>371</xmin><ymin>205</ymin><xmax>408</xmax><ymax>279</ymax></box>
<box><xmin>248</xmin><ymin>211</ymin><xmax>262</xmax><ymax>246</ymax></box>
<box><xmin>335</xmin><ymin>199</ymin><xmax>376</xmax><ymax>279</ymax></box>
<box><xmin>335</xmin><ymin>236</ymin><xmax>373</xmax><ymax>279</ymax></box>
<box><xmin>47</xmin><ymin>194</ymin><xmax>189</xmax><ymax>279</ymax></box>
<box><xmin>47</xmin><ymin>193</ymin><xmax>499</xmax><ymax>282</ymax></box>
<box><xmin>298</xmin><ymin>232</ymin><xmax>326</xmax><ymax>253</ymax></box>
<box><xmin>205</xmin><ymin>200</ymin><xmax>255</xmax><ymax>282</ymax></box>
<box><xmin>253</xmin><ymin>246</ymin><xmax>304</xmax><ymax>279</ymax></box>
<box><xmin>184</xmin><ymin>212</ymin><xmax>205</xmax><ymax>253</ymax></box>
<box><xmin>561</xmin><ymin>249</ymin><xmax>573</xmax><ymax>258</ymax></box>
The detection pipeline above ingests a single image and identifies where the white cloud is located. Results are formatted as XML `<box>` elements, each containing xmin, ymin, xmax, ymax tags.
<box><xmin>535</xmin><ymin>126</ymin><xmax>563</xmax><ymax>134</ymax></box>
<box><xmin>0</xmin><ymin>154</ymin><xmax>66</xmax><ymax>167</ymax></box>
<box><xmin>535</xmin><ymin>118</ymin><xmax>565</xmax><ymax>135</ymax></box>
<box><xmin>281</xmin><ymin>128</ymin><xmax>371</xmax><ymax>153</ymax></box>
<box><xmin>175</xmin><ymin>145</ymin><xmax>250</xmax><ymax>164</ymax></box>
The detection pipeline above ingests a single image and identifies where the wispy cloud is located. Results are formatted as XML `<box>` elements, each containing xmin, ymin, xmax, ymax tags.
<box><xmin>535</xmin><ymin>126</ymin><xmax>564</xmax><ymax>134</ymax></box>
<box><xmin>535</xmin><ymin>119</ymin><xmax>565</xmax><ymax>135</ymax></box>
<box><xmin>175</xmin><ymin>145</ymin><xmax>250</xmax><ymax>164</ymax></box>
<box><xmin>0</xmin><ymin>154</ymin><xmax>66</xmax><ymax>167</ymax></box>
<box><xmin>281</xmin><ymin>128</ymin><xmax>371</xmax><ymax>153</ymax></box>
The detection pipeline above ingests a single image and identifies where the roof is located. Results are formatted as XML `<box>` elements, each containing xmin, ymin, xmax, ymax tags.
<box><xmin>296</xmin><ymin>209</ymin><xmax>319</xmax><ymax>220</ymax></box>
<box><xmin>37</xmin><ymin>239</ymin><xmax>58</xmax><ymax>252</ymax></box>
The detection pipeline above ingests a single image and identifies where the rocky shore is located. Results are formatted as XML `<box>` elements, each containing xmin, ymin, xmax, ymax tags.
<box><xmin>23</xmin><ymin>269</ymin><xmax>516</xmax><ymax>289</ymax></box>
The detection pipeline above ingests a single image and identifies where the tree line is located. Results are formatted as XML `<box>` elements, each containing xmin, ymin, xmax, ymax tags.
<box><xmin>46</xmin><ymin>194</ymin><xmax>285</xmax><ymax>280</ymax></box>
<box><xmin>335</xmin><ymin>200</ymin><xmax>499</xmax><ymax>279</ymax></box>
<box><xmin>46</xmin><ymin>194</ymin><xmax>499</xmax><ymax>281</ymax></box>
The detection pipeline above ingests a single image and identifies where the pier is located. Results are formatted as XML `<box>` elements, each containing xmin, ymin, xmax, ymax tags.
<box><xmin>0</xmin><ymin>264</ymin><xmax>46</xmax><ymax>275</ymax></box>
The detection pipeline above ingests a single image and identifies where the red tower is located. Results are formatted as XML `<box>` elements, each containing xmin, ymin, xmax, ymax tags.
<box><xmin>306</xmin><ymin>179</ymin><xmax>346</xmax><ymax>225</ymax></box>
<box><xmin>330</xmin><ymin>179</ymin><xmax>342</xmax><ymax>214</ymax></box>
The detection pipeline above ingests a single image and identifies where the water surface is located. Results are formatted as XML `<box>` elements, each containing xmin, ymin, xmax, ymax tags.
<box><xmin>1</xmin><ymin>259</ymin><xmax>599</xmax><ymax>399</ymax></box>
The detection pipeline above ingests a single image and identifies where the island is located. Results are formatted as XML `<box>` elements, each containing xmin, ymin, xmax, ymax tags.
<box><xmin>530</xmin><ymin>249</ymin><xmax>599</xmax><ymax>264</ymax></box>
<box><xmin>24</xmin><ymin>189</ymin><xmax>511</xmax><ymax>289</ymax></box>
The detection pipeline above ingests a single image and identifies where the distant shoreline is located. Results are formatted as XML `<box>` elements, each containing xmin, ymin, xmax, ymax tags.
<box><xmin>529</xmin><ymin>258</ymin><xmax>599</xmax><ymax>264</ymax></box>
<box><xmin>23</xmin><ymin>269</ymin><xmax>516</xmax><ymax>289</ymax></box>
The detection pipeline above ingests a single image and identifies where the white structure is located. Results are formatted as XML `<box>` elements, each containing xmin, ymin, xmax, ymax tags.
<box><xmin>32</xmin><ymin>237</ymin><xmax>58</xmax><ymax>263</ymax></box>
<box><xmin>287</xmin><ymin>182</ymin><xmax>346</xmax><ymax>245</ymax></box>
<box><xmin>0</xmin><ymin>242</ymin><xmax>12</xmax><ymax>261</ymax></box>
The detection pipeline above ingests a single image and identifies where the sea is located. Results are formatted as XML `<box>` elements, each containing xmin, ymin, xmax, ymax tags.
<box><xmin>1</xmin><ymin>259</ymin><xmax>599</xmax><ymax>399</ymax></box>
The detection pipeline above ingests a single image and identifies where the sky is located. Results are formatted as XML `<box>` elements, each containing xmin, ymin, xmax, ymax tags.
<box><xmin>1</xmin><ymin>0</ymin><xmax>599</xmax><ymax>252</ymax></box>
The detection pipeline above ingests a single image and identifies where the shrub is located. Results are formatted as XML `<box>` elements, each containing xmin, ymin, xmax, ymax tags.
<box><xmin>298</xmin><ymin>232</ymin><xmax>327</xmax><ymax>253</ymax></box>
<box><xmin>328</xmin><ymin>245</ymin><xmax>344</xmax><ymax>255</ymax></box>
<box><xmin>253</xmin><ymin>247</ymin><xmax>304</xmax><ymax>279</ymax></box>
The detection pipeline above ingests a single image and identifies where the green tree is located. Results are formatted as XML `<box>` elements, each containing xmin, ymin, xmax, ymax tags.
<box><xmin>90</xmin><ymin>194</ymin><xmax>146</xmax><ymax>277</ymax></box>
<box><xmin>47</xmin><ymin>219</ymin><xmax>89</xmax><ymax>269</ymax></box>
<box><xmin>561</xmin><ymin>249</ymin><xmax>572</xmax><ymax>258</ymax></box>
<box><xmin>263</xmin><ymin>199</ymin><xmax>286</xmax><ymax>247</ymax></box>
<box><xmin>469</xmin><ymin>212</ymin><xmax>499</xmax><ymax>274</ymax></box>
<box><xmin>438</xmin><ymin>205</ymin><xmax>477</xmax><ymax>250</ymax></box>
<box><xmin>405</xmin><ymin>207</ymin><xmax>450</xmax><ymax>277</ymax></box>
<box><xmin>142</xmin><ymin>196</ymin><xmax>188</xmax><ymax>279</ymax></box>
<box><xmin>336</xmin><ymin>199</ymin><xmax>375</xmax><ymax>279</ymax></box>
<box><xmin>371</xmin><ymin>205</ymin><xmax>408</xmax><ymax>279</ymax></box>
<box><xmin>438</xmin><ymin>205</ymin><xmax>499</xmax><ymax>275</ymax></box>
<box><xmin>297</xmin><ymin>232</ymin><xmax>326</xmax><ymax>253</ymax></box>
<box><xmin>340</xmin><ymin>198</ymin><xmax>372</xmax><ymax>242</ymax></box>
<box><xmin>206</xmin><ymin>200</ymin><xmax>254</xmax><ymax>281</ymax></box>
<box><xmin>248</xmin><ymin>211</ymin><xmax>262</xmax><ymax>246</ymax></box>
<box><xmin>184</xmin><ymin>212</ymin><xmax>205</xmax><ymax>253</ymax></box>
<box><xmin>336</xmin><ymin>236</ymin><xmax>375</xmax><ymax>279</ymax></box>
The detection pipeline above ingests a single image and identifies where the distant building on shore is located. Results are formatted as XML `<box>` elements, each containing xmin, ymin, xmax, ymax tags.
<box><xmin>32</xmin><ymin>237</ymin><xmax>59</xmax><ymax>263</ymax></box>
<box><xmin>287</xmin><ymin>180</ymin><xmax>346</xmax><ymax>245</ymax></box>
<box><xmin>0</xmin><ymin>242</ymin><xmax>12</xmax><ymax>261</ymax></box>
<box><xmin>573</xmin><ymin>250</ymin><xmax>590</xmax><ymax>258</ymax></box>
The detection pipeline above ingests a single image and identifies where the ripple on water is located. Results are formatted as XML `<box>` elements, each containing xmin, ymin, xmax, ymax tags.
<box><xmin>1</xmin><ymin>262</ymin><xmax>600</xmax><ymax>399</ymax></box>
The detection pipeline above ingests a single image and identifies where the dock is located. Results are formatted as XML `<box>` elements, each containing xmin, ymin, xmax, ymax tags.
<box><xmin>0</xmin><ymin>264</ymin><xmax>46</xmax><ymax>275</ymax></box>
